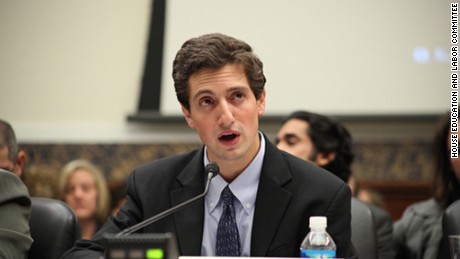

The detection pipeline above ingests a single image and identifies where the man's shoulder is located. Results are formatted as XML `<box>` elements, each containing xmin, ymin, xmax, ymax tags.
<box><xmin>264</xmin><ymin>133</ymin><xmax>345</xmax><ymax>184</ymax></box>
<box><xmin>0</xmin><ymin>169</ymin><xmax>30</xmax><ymax>203</ymax></box>
<box><xmin>275</xmin><ymin>148</ymin><xmax>346</xmax><ymax>188</ymax></box>
<box><xmin>289</xmin><ymin>153</ymin><xmax>344</xmax><ymax>184</ymax></box>
<box><xmin>120</xmin><ymin>148</ymin><xmax>203</xmax><ymax>187</ymax></box>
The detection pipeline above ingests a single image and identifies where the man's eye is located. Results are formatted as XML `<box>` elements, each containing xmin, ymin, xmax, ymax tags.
<box><xmin>287</xmin><ymin>141</ymin><xmax>296</xmax><ymax>146</ymax></box>
<box><xmin>285</xmin><ymin>137</ymin><xmax>298</xmax><ymax>146</ymax></box>
<box><xmin>200</xmin><ymin>98</ymin><xmax>213</xmax><ymax>106</ymax></box>
<box><xmin>234</xmin><ymin>92</ymin><xmax>244</xmax><ymax>100</ymax></box>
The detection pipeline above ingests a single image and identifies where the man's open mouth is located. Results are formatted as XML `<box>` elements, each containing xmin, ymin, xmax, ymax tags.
<box><xmin>219</xmin><ymin>133</ymin><xmax>239</xmax><ymax>141</ymax></box>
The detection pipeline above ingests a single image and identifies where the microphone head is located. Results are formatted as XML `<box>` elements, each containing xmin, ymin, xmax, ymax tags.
<box><xmin>205</xmin><ymin>161</ymin><xmax>219</xmax><ymax>178</ymax></box>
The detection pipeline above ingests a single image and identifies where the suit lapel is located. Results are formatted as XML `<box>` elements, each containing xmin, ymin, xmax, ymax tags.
<box><xmin>251</xmin><ymin>140</ymin><xmax>293</xmax><ymax>256</ymax></box>
<box><xmin>171</xmin><ymin>148</ymin><xmax>206</xmax><ymax>255</ymax></box>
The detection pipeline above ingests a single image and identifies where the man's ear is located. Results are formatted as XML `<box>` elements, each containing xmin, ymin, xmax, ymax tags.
<box><xmin>14</xmin><ymin>150</ymin><xmax>27</xmax><ymax>177</ymax></box>
<box><xmin>257</xmin><ymin>90</ymin><xmax>266</xmax><ymax>117</ymax></box>
<box><xmin>315</xmin><ymin>151</ymin><xmax>337</xmax><ymax>167</ymax></box>
<box><xmin>181</xmin><ymin>106</ymin><xmax>195</xmax><ymax>129</ymax></box>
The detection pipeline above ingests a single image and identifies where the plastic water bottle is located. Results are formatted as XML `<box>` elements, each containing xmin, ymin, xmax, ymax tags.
<box><xmin>300</xmin><ymin>216</ymin><xmax>337</xmax><ymax>258</ymax></box>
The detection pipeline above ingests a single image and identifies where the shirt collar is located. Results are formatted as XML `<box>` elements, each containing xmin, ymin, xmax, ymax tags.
<box><xmin>204</xmin><ymin>132</ymin><xmax>266</xmax><ymax>214</ymax></box>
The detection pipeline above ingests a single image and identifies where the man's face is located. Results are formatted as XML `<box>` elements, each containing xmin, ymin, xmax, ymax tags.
<box><xmin>276</xmin><ymin>118</ymin><xmax>317</xmax><ymax>163</ymax></box>
<box><xmin>182</xmin><ymin>63</ymin><xmax>266</xmax><ymax>168</ymax></box>
<box><xmin>0</xmin><ymin>145</ymin><xmax>15</xmax><ymax>172</ymax></box>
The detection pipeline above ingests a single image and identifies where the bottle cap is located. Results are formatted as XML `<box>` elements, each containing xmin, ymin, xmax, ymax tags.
<box><xmin>309</xmin><ymin>216</ymin><xmax>327</xmax><ymax>229</ymax></box>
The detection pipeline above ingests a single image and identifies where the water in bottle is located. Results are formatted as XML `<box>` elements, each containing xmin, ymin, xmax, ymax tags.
<box><xmin>300</xmin><ymin>216</ymin><xmax>336</xmax><ymax>258</ymax></box>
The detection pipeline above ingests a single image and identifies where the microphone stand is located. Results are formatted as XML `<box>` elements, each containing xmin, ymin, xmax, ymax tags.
<box><xmin>115</xmin><ymin>169</ymin><xmax>216</xmax><ymax>237</ymax></box>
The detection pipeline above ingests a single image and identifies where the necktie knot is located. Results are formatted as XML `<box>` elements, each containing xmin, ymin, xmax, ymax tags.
<box><xmin>221</xmin><ymin>186</ymin><xmax>234</xmax><ymax>206</ymax></box>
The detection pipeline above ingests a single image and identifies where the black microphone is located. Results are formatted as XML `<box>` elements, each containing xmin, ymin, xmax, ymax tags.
<box><xmin>115</xmin><ymin>161</ymin><xmax>220</xmax><ymax>237</ymax></box>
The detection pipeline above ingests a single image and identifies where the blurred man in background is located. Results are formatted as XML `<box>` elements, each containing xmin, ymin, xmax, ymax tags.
<box><xmin>276</xmin><ymin>110</ymin><xmax>395</xmax><ymax>259</ymax></box>
<box><xmin>0</xmin><ymin>119</ymin><xmax>33</xmax><ymax>257</ymax></box>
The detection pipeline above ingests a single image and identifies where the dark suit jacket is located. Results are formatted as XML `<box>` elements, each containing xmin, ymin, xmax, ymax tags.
<box><xmin>62</xmin><ymin>139</ymin><xmax>357</xmax><ymax>259</ymax></box>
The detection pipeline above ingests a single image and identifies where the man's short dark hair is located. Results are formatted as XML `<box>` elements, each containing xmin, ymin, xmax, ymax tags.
<box><xmin>172</xmin><ymin>33</ymin><xmax>266</xmax><ymax>111</ymax></box>
<box><xmin>0</xmin><ymin>119</ymin><xmax>18</xmax><ymax>165</ymax></box>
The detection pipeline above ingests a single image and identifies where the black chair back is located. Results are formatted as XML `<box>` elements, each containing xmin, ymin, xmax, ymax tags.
<box><xmin>444</xmin><ymin>199</ymin><xmax>460</xmax><ymax>235</ymax></box>
<box><xmin>29</xmin><ymin>197</ymin><xmax>80</xmax><ymax>259</ymax></box>
<box><xmin>351</xmin><ymin>197</ymin><xmax>378</xmax><ymax>259</ymax></box>
<box><xmin>440</xmin><ymin>199</ymin><xmax>460</xmax><ymax>259</ymax></box>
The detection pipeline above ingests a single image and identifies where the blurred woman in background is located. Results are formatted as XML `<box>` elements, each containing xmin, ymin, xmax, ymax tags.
<box><xmin>393</xmin><ymin>112</ymin><xmax>460</xmax><ymax>259</ymax></box>
<box><xmin>58</xmin><ymin>159</ymin><xmax>110</xmax><ymax>240</ymax></box>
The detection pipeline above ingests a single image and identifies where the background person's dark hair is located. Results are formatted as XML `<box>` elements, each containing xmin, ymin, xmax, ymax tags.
<box><xmin>432</xmin><ymin>111</ymin><xmax>460</xmax><ymax>207</ymax></box>
<box><xmin>172</xmin><ymin>33</ymin><xmax>266</xmax><ymax>111</ymax></box>
<box><xmin>0</xmin><ymin>119</ymin><xmax>18</xmax><ymax>165</ymax></box>
<box><xmin>283</xmin><ymin>111</ymin><xmax>354</xmax><ymax>182</ymax></box>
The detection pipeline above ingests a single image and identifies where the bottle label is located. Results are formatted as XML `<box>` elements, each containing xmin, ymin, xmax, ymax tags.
<box><xmin>300</xmin><ymin>249</ymin><xmax>336</xmax><ymax>258</ymax></box>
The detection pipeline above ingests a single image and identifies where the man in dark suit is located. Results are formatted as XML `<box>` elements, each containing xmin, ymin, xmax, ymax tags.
<box><xmin>62</xmin><ymin>33</ymin><xmax>357</xmax><ymax>259</ymax></box>
<box><xmin>276</xmin><ymin>110</ymin><xmax>395</xmax><ymax>259</ymax></box>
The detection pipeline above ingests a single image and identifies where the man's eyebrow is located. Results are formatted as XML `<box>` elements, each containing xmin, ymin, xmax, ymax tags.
<box><xmin>286</xmin><ymin>133</ymin><xmax>298</xmax><ymax>139</ymax></box>
<box><xmin>192</xmin><ymin>89</ymin><xmax>213</xmax><ymax>100</ymax></box>
<box><xmin>192</xmin><ymin>86</ymin><xmax>249</xmax><ymax>100</ymax></box>
<box><xmin>282</xmin><ymin>133</ymin><xmax>300</xmax><ymax>142</ymax></box>
<box><xmin>226</xmin><ymin>86</ymin><xmax>249</xmax><ymax>92</ymax></box>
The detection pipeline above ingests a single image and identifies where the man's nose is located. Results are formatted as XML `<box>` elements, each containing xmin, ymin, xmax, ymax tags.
<box><xmin>217</xmin><ymin>102</ymin><xmax>235</xmax><ymax>127</ymax></box>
